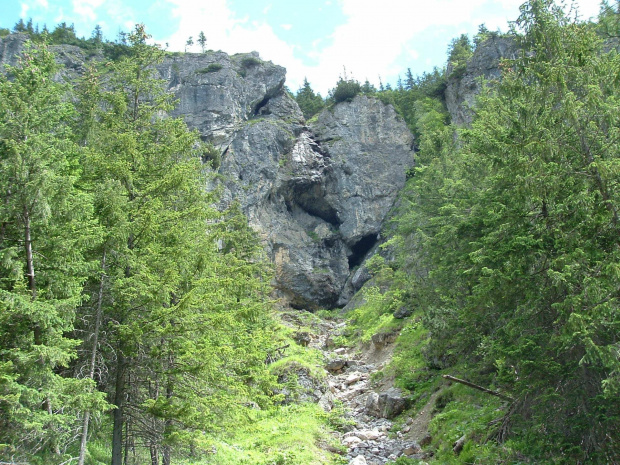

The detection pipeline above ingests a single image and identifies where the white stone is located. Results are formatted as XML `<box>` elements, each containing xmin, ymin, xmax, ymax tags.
<box><xmin>343</xmin><ymin>436</ymin><xmax>362</xmax><ymax>447</ymax></box>
<box><xmin>348</xmin><ymin>455</ymin><xmax>367</xmax><ymax>465</ymax></box>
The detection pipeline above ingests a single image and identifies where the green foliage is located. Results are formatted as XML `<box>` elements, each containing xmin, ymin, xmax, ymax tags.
<box><xmin>295</xmin><ymin>78</ymin><xmax>325</xmax><ymax>119</ymax></box>
<box><xmin>597</xmin><ymin>1</ymin><xmax>620</xmax><ymax>38</ymax></box>
<box><xmin>426</xmin><ymin>386</ymin><xmax>507</xmax><ymax>464</ymax></box>
<box><xmin>201</xmin><ymin>141</ymin><xmax>222</xmax><ymax>168</ymax></box>
<box><xmin>0</xmin><ymin>40</ymin><xmax>108</xmax><ymax>463</ymax></box>
<box><xmin>241</xmin><ymin>56</ymin><xmax>261</xmax><ymax>67</ymax></box>
<box><xmin>375</xmin><ymin>68</ymin><xmax>447</xmax><ymax>139</ymax></box>
<box><xmin>69</xmin><ymin>25</ymin><xmax>281</xmax><ymax>464</ymax></box>
<box><xmin>197</xmin><ymin>63</ymin><xmax>224</xmax><ymax>74</ymax></box>
<box><xmin>330</xmin><ymin>77</ymin><xmax>362</xmax><ymax>104</ymax></box>
<box><xmin>393</xmin><ymin>1</ymin><xmax>620</xmax><ymax>462</ymax></box>
<box><xmin>447</xmin><ymin>33</ymin><xmax>473</xmax><ymax>78</ymax></box>
<box><xmin>197</xmin><ymin>31</ymin><xmax>207</xmax><ymax>52</ymax></box>
<box><xmin>202</xmin><ymin>404</ymin><xmax>345</xmax><ymax>465</ymax></box>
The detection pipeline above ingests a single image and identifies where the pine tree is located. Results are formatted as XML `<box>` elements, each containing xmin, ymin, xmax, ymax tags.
<box><xmin>294</xmin><ymin>78</ymin><xmax>325</xmax><ymax>119</ymax></box>
<box><xmin>0</xmin><ymin>40</ymin><xmax>107</xmax><ymax>463</ymax></box>
<box><xmin>76</xmin><ymin>25</ymin><xmax>278</xmax><ymax>463</ymax></box>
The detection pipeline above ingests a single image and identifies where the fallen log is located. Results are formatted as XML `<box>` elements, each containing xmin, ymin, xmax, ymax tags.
<box><xmin>442</xmin><ymin>375</ymin><xmax>514</xmax><ymax>402</ymax></box>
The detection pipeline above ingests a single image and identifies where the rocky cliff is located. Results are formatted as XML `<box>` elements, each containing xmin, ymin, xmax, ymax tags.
<box><xmin>445</xmin><ymin>35</ymin><xmax>517</xmax><ymax>126</ymax></box>
<box><xmin>0</xmin><ymin>34</ymin><xmax>415</xmax><ymax>310</ymax></box>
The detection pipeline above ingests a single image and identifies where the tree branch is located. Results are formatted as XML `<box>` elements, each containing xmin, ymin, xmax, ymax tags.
<box><xmin>442</xmin><ymin>375</ymin><xmax>514</xmax><ymax>402</ymax></box>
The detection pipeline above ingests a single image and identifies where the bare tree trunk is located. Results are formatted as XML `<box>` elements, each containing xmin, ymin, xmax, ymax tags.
<box><xmin>25</xmin><ymin>205</ymin><xmax>59</xmax><ymax>454</ymax></box>
<box><xmin>150</xmin><ymin>444</ymin><xmax>159</xmax><ymax>465</ymax></box>
<box><xmin>78</xmin><ymin>252</ymin><xmax>107</xmax><ymax>465</ymax></box>
<box><xmin>24</xmin><ymin>206</ymin><xmax>37</xmax><ymax>301</ymax></box>
<box><xmin>111</xmin><ymin>352</ymin><xmax>126</xmax><ymax>465</ymax></box>
<box><xmin>161</xmin><ymin>380</ymin><xmax>173</xmax><ymax>465</ymax></box>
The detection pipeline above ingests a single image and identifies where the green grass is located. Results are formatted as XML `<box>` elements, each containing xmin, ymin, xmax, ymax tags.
<box><xmin>345</xmin><ymin>285</ymin><xmax>403</xmax><ymax>343</ymax></box>
<box><xmin>425</xmin><ymin>384</ymin><xmax>510</xmax><ymax>464</ymax></box>
<box><xmin>198</xmin><ymin>404</ymin><xmax>347</xmax><ymax>465</ymax></box>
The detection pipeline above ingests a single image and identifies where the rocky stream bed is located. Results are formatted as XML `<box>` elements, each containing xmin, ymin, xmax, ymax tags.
<box><xmin>286</xmin><ymin>315</ymin><xmax>436</xmax><ymax>465</ymax></box>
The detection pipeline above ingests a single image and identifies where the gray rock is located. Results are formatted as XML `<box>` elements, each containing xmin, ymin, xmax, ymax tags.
<box><xmin>348</xmin><ymin>455</ymin><xmax>367</xmax><ymax>465</ymax></box>
<box><xmin>365</xmin><ymin>392</ymin><xmax>380</xmax><ymax>416</ymax></box>
<box><xmin>318</xmin><ymin>391</ymin><xmax>335</xmax><ymax>412</ymax></box>
<box><xmin>326</xmin><ymin>359</ymin><xmax>347</xmax><ymax>372</ymax></box>
<box><xmin>378</xmin><ymin>387</ymin><xmax>408</xmax><ymax>419</ymax></box>
<box><xmin>0</xmin><ymin>34</ymin><xmax>416</xmax><ymax>309</ymax></box>
<box><xmin>403</xmin><ymin>443</ymin><xmax>422</xmax><ymax>455</ymax></box>
<box><xmin>293</xmin><ymin>331</ymin><xmax>311</xmax><ymax>347</ymax></box>
<box><xmin>159</xmin><ymin>51</ymin><xmax>289</xmax><ymax>147</ymax></box>
<box><xmin>445</xmin><ymin>35</ymin><xmax>517</xmax><ymax>126</ymax></box>
<box><xmin>0</xmin><ymin>33</ymin><xmax>28</xmax><ymax>68</ymax></box>
<box><xmin>393</xmin><ymin>306</ymin><xmax>413</xmax><ymax>319</ymax></box>
<box><xmin>276</xmin><ymin>365</ymin><xmax>326</xmax><ymax>404</ymax></box>
<box><xmin>371</xmin><ymin>331</ymin><xmax>398</xmax><ymax>349</ymax></box>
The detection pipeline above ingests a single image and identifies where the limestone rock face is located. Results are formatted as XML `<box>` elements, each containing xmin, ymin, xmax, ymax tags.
<box><xmin>0</xmin><ymin>33</ymin><xmax>28</xmax><ymax>68</ymax></box>
<box><xmin>157</xmin><ymin>51</ymin><xmax>289</xmax><ymax>147</ymax></box>
<box><xmin>311</xmin><ymin>96</ymin><xmax>413</xmax><ymax>245</ymax></box>
<box><xmin>210</xmin><ymin>94</ymin><xmax>414</xmax><ymax>309</ymax></box>
<box><xmin>445</xmin><ymin>35</ymin><xmax>517</xmax><ymax>126</ymax></box>
<box><xmin>0</xmin><ymin>34</ymin><xmax>415</xmax><ymax>309</ymax></box>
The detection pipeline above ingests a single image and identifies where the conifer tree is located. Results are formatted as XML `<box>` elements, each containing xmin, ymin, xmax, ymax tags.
<box><xmin>399</xmin><ymin>1</ymin><xmax>620</xmax><ymax>460</ymax></box>
<box><xmin>76</xmin><ymin>25</ymin><xmax>278</xmax><ymax>464</ymax></box>
<box><xmin>294</xmin><ymin>78</ymin><xmax>325</xmax><ymax>119</ymax></box>
<box><xmin>0</xmin><ymin>40</ymin><xmax>107</xmax><ymax>463</ymax></box>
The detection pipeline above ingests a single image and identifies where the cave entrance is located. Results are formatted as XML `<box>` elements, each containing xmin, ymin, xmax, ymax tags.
<box><xmin>348</xmin><ymin>234</ymin><xmax>378</xmax><ymax>269</ymax></box>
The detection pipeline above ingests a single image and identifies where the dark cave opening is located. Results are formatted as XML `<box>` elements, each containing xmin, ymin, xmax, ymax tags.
<box><xmin>348</xmin><ymin>234</ymin><xmax>378</xmax><ymax>269</ymax></box>
<box><xmin>253</xmin><ymin>95</ymin><xmax>271</xmax><ymax>116</ymax></box>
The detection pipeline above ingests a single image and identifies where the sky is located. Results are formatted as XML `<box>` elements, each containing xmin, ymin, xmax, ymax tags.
<box><xmin>0</xmin><ymin>0</ymin><xmax>604</xmax><ymax>95</ymax></box>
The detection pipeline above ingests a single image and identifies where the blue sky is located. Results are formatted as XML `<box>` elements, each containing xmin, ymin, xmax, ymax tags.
<box><xmin>1</xmin><ymin>0</ymin><xmax>603</xmax><ymax>94</ymax></box>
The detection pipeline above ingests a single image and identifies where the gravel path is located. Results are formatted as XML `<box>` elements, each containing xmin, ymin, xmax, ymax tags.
<box><xmin>310</xmin><ymin>320</ymin><xmax>431</xmax><ymax>465</ymax></box>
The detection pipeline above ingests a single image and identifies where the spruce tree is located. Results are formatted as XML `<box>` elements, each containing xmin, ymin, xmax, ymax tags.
<box><xmin>76</xmin><ymin>25</ymin><xmax>278</xmax><ymax>464</ymax></box>
<box><xmin>399</xmin><ymin>1</ymin><xmax>620</xmax><ymax>460</ymax></box>
<box><xmin>294</xmin><ymin>78</ymin><xmax>325</xmax><ymax>119</ymax></box>
<box><xmin>0</xmin><ymin>40</ymin><xmax>107</xmax><ymax>463</ymax></box>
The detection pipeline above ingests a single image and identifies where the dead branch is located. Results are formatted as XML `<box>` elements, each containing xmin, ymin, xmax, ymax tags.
<box><xmin>442</xmin><ymin>375</ymin><xmax>514</xmax><ymax>402</ymax></box>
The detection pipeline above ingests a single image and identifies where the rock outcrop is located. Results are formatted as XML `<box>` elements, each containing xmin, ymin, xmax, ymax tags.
<box><xmin>445</xmin><ymin>35</ymin><xmax>517</xmax><ymax>126</ymax></box>
<box><xmin>166</xmin><ymin>56</ymin><xmax>416</xmax><ymax>309</ymax></box>
<box><xmin>0</xmin><ymin>34</ymin><xmax>415</xmax><ymax>309</ymax></box>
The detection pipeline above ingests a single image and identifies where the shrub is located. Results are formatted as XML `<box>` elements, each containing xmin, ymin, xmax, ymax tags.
<box><xmin>202</xmin><ymin>143</ymin><xmax>221</xmax><ymax>168</ymax></box>
<box><xmin>196</xmin><ymin>63</ymin><xmax>223</xmax><ymax>73</ymax></box>
<box><xmin>331</xmin><ymin>78</ymin><xmax>361</xmax><ymax>103</ymax></box>
<box><xmin>241</xmin><ymin>56</ymin><xmax>261</xmax><ymax>67</ymax></box>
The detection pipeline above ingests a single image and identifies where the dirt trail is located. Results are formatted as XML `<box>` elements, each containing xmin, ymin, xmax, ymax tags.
<box><xmin>310</xmin><ymin>318</ymin><xmax>433</xmax><ymax>465</ymax></box>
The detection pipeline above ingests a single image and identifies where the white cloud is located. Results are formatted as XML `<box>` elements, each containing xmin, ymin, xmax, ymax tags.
<box><xmin>54</xmin><ymin>7</ymin><xmax>65</xmax><ymax>23</ymax></box>
<box><xmin>20</xmin><ymin>2</ymin><xmax>30</xmax><ymax>18</ymax></box>
<box><xmin>281</xmin><ymin>24</ymin><xmax>292</xmax><ymax>31</ymax></box>
<box><xmin>163</xmin><ymin>0</ymin><xmax>311</xmax><ymax>91</ymax></box>
<box><xmin>162</xmin><ymin>0</ymin><xmax>607</xmax><ymax>96</ymax></box>
<box><xmin>20</xmin><ymin>0</ymin><xmax>49</xmax><ymax>17</ymax></box>
<box><xmin>72</xmin><ymin>0</ymin><xmax>105</xmax><ymax>22</ymax></box>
